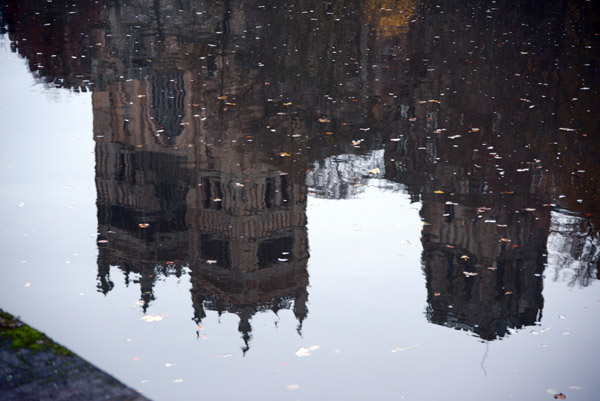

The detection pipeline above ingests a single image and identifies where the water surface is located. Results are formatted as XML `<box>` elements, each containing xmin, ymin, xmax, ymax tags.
<box><xmin>1</xmin><ymin>1</ymin><xmax>599</xmax><ymax>400</ymax></box>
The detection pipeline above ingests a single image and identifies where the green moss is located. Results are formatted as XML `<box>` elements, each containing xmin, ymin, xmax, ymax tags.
<box><xmin>0</xmin><ymin>310</ymin><xmax>74</xmax><ymax>356</ymax></box>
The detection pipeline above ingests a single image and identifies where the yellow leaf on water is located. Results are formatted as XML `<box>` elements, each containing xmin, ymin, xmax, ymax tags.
<box><xmin>369</xmin><ymin>168</ymin><xmax>381</xmax><ymax>174</ymax></box>
<box><xmin>280</xmin><ymin>152</ymin><xmax>291</xmax><ymax>157</ymax></box>
<box><xmin>434</xmin><ymin>190</ymin><xmax>444</xmax><ymax>194</ymax></box>
<box><xmin>318</xmin><ymin>118</ymin><xmax>330</xmax><ymax>123</ymax></box>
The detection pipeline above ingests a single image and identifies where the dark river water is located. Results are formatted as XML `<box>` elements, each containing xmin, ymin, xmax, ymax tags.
<box><xmin>1</xmin><ymin>1</ymin><xmax>599</xmax><ymax>400</ymax></box>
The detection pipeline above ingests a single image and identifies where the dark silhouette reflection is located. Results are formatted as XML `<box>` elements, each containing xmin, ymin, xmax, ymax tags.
<box><xmin>2</xmin><ymin>0</ymin><xmax>599</xmax><ymax>345</ymax></box>
<box><xmin>381</xmin><ymin>0</ymin><xmax>600</xmax><ymax>339</ymax></box>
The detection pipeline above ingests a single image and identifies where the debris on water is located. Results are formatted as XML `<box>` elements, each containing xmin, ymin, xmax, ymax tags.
<box><xmin>295</xmin><ymin>345</ymin><xmax>319</xmax><ymax>357</ymax></box>
<box><xmin>286</xmin><ymin>384</ymin><xmax>300</xmax><ymax>391</ymax></box>
<box><xmin>173</xmin><ymin>379</ymin><xmax>184</xmax><ymax>383</ymax></box>
<box><xmin>140</xmin><ymin>314</ymin><xmax>166</xmax><ymax>322</ymax></box>
<box><xmin>391</xmin><ymin>344</ymin><xmax>418</xmax><ymax>353</ymax></box>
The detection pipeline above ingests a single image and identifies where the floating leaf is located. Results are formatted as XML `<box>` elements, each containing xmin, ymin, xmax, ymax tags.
<box><xmin>295</xmin><ymin>348</ymin><xmax>311</xmax><ymax>357</ymax></box>
<box><xmin>318</xmin><ymin>118</ymin><xmax>330</xmax><ymax>123</ymax></box>
<box><xmin>295</xmin><ymin>345</ymin><xmax>319</xmax><ymax>357</ymax></box>
<box><xmin>433</xmin><ymin>190</ymin><xmax>444</xmax><ymax>194</ymax></box>
<box><xmin>391</xmin><ymin>344</ymin><xmax>419</xmax><ymax>353</ymax></box>
<box><xmin>369</xmin><ymin>168</ymin><xmax>381</xmax><ymax>174</ymax></box>
<box><xmin>141</xmin><ymin>314</ymin><xmax>164</xmax><ymax>322</ymax></box>
<box><xmin>280</xmin><ymin>152</ymin><xmax>292</xmax><ymax>157</ymax></box>
<box><xmin>138</xmin><ymin>223</ymin><xmax>150</xmax><ymax>228</ymax></box>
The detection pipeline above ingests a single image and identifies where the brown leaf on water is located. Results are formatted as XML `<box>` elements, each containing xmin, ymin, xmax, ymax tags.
<box><xmin>318</xmin><ymin>118</ymin><xmax>331</xmax><ymax>123</ymax></box>
<box><xmin>554</xmin><ymin>394</ymin><xmax>566</xmax><ymax>399</ymax></box>
<box><xmin>325</xmin><ymin>131</ymin><xmax>335</xmax><ymax>136</ymax></box>
<box><xmin>138</xmin><ymin>223</ymin><xmax>150</xmax><ymax>228</ymax></box>
<box><xmin>280</xmin><ymin>152</ymin><xmax>291</xmax><ymax>157</ymax></box>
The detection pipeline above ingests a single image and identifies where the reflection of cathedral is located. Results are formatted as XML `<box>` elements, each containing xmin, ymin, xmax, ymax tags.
<box><xmin>86</xmin><ymin>0</ymin><xmax>315</xmax><ymax>351</ymax></box>
<box><xmin>2</xmin><ymin>0</ymin><xmax>599</xmax><ymax>345</ymax></box>
<box><xmin>381</xmin><ymin>0</ymin><xmax>599</xmax><ymax>339</ymax></box>
<box><xmin>92</xmin><ymin>68</ymin><xmax>311</xmax><ymax>350</ymax></box>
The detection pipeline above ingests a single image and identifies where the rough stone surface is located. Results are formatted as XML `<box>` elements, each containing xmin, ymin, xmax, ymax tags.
<box><xmin>0</xmin><ymin>309</ymin><xmax>150</xmax><ymax>401</ymax></box>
